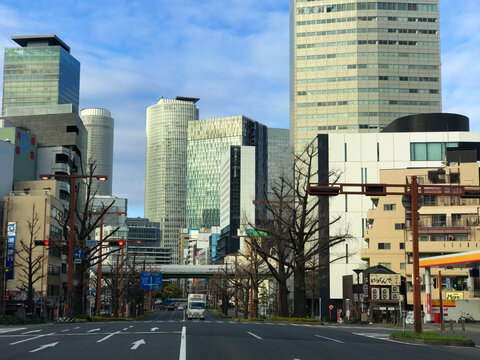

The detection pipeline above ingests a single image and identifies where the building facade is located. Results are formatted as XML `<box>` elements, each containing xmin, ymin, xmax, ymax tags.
<box><xmin>362</xmin><ymin>163</ymin><xmax>480</xmax><ymax>306</ymax></box>
<box><xmin>2</xmin><ymin>180</ymin><xmax>66</xmax><ymax>317</ymax></box>
<box><xmin>2</xmin><ymin>35</ymin><xmax>80</xmax><ymax>115</ymax></box>
<box><xmin>318</xmin><ymin>113</ymin><xmax>477</xmax><ymax>305</ymax></box>
<box><xmin>267</xmin><ymin>128</ymin><xmax>292</xmax><ymax>196</ymax></box>
<box><xmin>125</xmin><ymin>217</ymin><xmax>171</xmax><ymax>265</ymax></box>
<box><xmin>290</xmin><ymin>0</ymin><xmax>441</xmax><ymax>151</ymax></box>
<box><xmin>145</xmin><ymin>97</ymin><xmax>199</xmax><ymax>264</ymax></box>
<box><xmin>186</xmin><ymin>116</ymin><xmax>267</xmax><ymax>229</ymax></box>
<box><xmin>80</xmin><ymin>108</ymin><xmax>114</xmax><ymax>195</ymax></box>
<box><xmin>0</xmin><ymin>126</ymin><xmax>37</xmax><ymax>182</ymax></box>
<box><xmin>218</xmin><ymin>146</ymin><xmax>257</xmax><ymax>261</ymax></box>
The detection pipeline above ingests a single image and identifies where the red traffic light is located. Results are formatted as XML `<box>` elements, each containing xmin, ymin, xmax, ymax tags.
<box><xmin>118</xmin><ymin>240</ymin><xmax>124</xmax><ymax>246</ymax></box>
<box><xmin>34</xmin><ymin>240</ymin><xmax>50</xmax><ymax>246</ymax></box>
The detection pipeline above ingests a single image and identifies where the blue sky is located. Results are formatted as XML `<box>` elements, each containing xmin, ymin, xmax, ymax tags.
<box><xmin>0</xmin><ymin>0</ymin><xmax>479</xmax><ymax>217</ymax></box>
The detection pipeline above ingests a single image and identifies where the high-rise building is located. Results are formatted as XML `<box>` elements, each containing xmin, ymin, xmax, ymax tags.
<box><xmin>2</xmin><ymin>35</ymin><xmax>80</xmax><ymax>116</ymax></box>
<box><xmin>290</xmin><ymin>0</ymin><xmax>441</xmax><ymax>151</ymax></box>
<box><xmin>267</xmin><ymin>128</ymin><xmax>292</xmax><ymax>195</ymax></box>
<box><xmin>80</xmin><ymin>108</ymin><xmax>114</xmax><ymax>195</ymax></box>
<box><xmin>186</xmin><ymin>116</ymin><xmax>267</xmax><ymax>229</ymax></box>
<box><xmin>145</xmin><ymin>97</ymin><xmax>199</xmax><ymax>264</ymax></box>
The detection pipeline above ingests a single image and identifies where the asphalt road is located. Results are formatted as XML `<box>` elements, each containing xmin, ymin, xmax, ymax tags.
<box><xmin>0</xmin><ymin>309</ymin><xmax>479</xmax><ymax>360</ymax></box>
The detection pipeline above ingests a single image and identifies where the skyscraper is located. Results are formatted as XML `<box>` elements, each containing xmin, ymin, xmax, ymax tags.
<box><xmin>186</xmin><ymin>116</ymin><xmax>267</xmax><ymax>229</ymax></box>
<box><xmin>145</xmin><ymin>97</ymin><xmax>199</xmax><ymax>264</ymax></box>
<box><xmin>2</xmin><ymin>35</ymin><xmax>80</xmax><ymax>116</ymax></box>
<box><xmin>80</xmin><ymin>108</ymin><xmax>114</xmax><ymax>195</ymax></box>
<box><xmin>290</xmin><ymin>0</ymin><xmax>441</xmax><ymax>151</ymax></box>
<box><xmin>267</xmin><ymin>128</ymin><xmax>292</xmax><ymax>195</ymax></box>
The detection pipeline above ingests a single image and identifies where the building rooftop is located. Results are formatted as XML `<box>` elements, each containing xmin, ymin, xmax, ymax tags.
<box><xmin>174</xmin><ymin>96</ymin><xmax>200</xmax><ymax>104</ymax></box>
<box><xmin>12</xmin><ymin>35</ymin><xmax>70</xmax><ymax>53</ymax></box>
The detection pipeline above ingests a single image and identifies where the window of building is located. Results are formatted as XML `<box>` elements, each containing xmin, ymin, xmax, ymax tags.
<box><xmin>400</xmin><ymin>243</ymin><xmax>405</xmax><ymax>250</ymax></box>
<box><xmin>384</xmin><ymin>204</ymin><xmax>396</xmax><ymax>211</ymax></box>
<box><xmin>400</xmin><ymin>262</ymin><xmax>406</xmax><ymax>270</ymax></box>
<box><xmin>378</xmin><ymin>243</ymin><xmax>391</xmax><ymax>250</ymax></box>
<box><xmin>379</xmin><ymin>262</ymin><xmax>392</xmax><ymax>270</ymax></box>
<box><xmin>395</xmin><ymin>223</ymin><xmax>405</xmax><ymax>230</ymax></box>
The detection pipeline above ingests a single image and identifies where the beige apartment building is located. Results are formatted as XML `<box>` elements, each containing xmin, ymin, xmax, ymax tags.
<box><xmin>3</xmin><ymin>180</ymin><xmax>66</xmax><ymax>316</ymax></box>
<box><xmin>362</xmin><ymin>163</ymin><xmax>480</xmax><ymax>305</ymax></box>
<box><xmin>291</xmin><ymin>0</ymin><xmax>441</xmax><ymax>151</ymax></box>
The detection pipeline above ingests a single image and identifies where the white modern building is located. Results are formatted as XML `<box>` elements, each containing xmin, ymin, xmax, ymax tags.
<box><xmin>318</xmin><ymin>114</ymin><xmax>477</xmax><ymax>302</ymax></box>
<box><xmin>80</xmin><ymin>108</ymin><xmax>114</xmax><ymax>195</ymax></box>
<box><xmin>145</xmin><ymin>97</ymin><xmax>199</xmax><ymax>264</ymax></box>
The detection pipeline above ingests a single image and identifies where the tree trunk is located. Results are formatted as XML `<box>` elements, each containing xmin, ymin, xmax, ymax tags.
<box><xmin>278</xmin><ymin>281</ymin><xmax>289</xmax><ymax>317</ymax></box>
<box><xmin>293</xmin><ymin>267</ymin><xmax>307</xmax><ymax>318</ymax></box>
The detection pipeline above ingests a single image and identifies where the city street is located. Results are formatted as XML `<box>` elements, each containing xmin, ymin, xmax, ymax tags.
<box><xmin>0</xmin><ymin>310</ymin><xmax>479</xmax><ymax>360</ymax></box>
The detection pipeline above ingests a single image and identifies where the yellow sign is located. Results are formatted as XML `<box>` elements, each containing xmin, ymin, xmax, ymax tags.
<box><xmin>445</xmin><ymin>292</ymin><xmax>464</xmax><ymax>300</ymax></box>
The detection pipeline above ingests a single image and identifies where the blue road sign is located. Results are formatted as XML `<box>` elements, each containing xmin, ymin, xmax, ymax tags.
<box><xmin>73</xmin><ymin>248</ymin><xmax>84</xmax><ymax>259</ymax></box>
<box><xmin>140</xmin><ymin>272</ymin><xmax>162</xmax><ymax>290</ymax></box>
<box><xmin>88</xmin><ymin>289</ymin><xmax>94</xmax><ymax>297</ymax></box>
<box><xmin>446</xmin><ymin>277</ymin><xmax>451</xmax><ymax>289</ymax></box>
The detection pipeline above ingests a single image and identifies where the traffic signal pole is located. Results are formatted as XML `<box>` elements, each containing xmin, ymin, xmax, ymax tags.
<box><xmin>307</xmin><ymin>179</ymin><xmax>480</xmax><ymax>334</ymax></box>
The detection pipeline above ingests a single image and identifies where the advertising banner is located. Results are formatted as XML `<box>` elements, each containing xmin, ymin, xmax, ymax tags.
<box><xmin>6</xmin><ymin>222</ymin><xmax>16</xmax><ymax>280</ymax></box>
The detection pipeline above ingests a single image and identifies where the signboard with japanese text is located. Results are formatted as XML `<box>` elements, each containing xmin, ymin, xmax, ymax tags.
<box><xmin>140</xmin><ymin>272</ymin><xmax>162</xmax><ymax>290</ymax></box>
<box><xmin>369</xmin><ymin>274</ymin><xmax>401</xmax><ymax>286</ymax></box>
<box><xmin>446</xmin><ymin>292</ymin><xmax>464</xmax><ymax>300</ymax></box>
<box><xmin>6</xmin><ymin>222</ymin><xmax>16</xmax><ymax>279</ymax></box>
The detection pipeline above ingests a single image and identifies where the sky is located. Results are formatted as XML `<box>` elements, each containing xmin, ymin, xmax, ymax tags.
<box><xmin>0</xmin><ymin>0</ymin><xmax>479</xmax><ymax>217</ymax></box>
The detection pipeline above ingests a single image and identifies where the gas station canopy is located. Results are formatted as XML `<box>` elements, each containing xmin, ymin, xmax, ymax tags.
<box><xmin>419</xmin><ymin>250</ymin><xmax>480</xmax><ymax>268</ymax></box>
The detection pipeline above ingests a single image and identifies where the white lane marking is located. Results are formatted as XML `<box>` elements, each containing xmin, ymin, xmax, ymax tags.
<box><xmin>151</xmin><ymin>327</ymin><xmax>159</xmax><ymax>331</ymax></box>
<box><xmin>129</xmin><ymin>326</ymin><xmax>133</xmax><ymax>328</ymax></box>
<box><xmin>96</xmin><ymin>331</ymin><xmax>121</xmax><ymax>343</ymax></box>
<box><xmin>123</xmin><ymin>328</ymin><xmax>128</xmax><ymax>331</ymax></box>
<box><xmin>315</xmin><ymin>335</ymin><xmax>344</xmax><ymax>344</ymax></box>
<box><xmin>0</xmin><ymin>328</ymin><xmax>27</xmax><ymax>334</ymax></box>
<box><xmin>62</xmin><ymin>329</ymin><xmax>69</xmax><ymax>332</ymax></box>
<box><xmin>352</xmin><ymin>332</ymin><xmax>423</xmax><ymax>347</ymax></box>
<box><xmin>475</xmin><ymin>345</ymin><xmax>480</xmax><ymax>348</ymax></box>
<box><xmin>247</xmin><ymin>332</ymin><xmax>263</xmax><ymax>340</ymax></box>
<box><xmin>29</xmin><ymin>341</ymin><xmax>59</xmax><ymax>353</ymax></box>
<box><xmin>131</xmin><ymin>339</ymin><xmax>145</xmax><ymax>350</ymax></box>
<box><xmin>22</xmin><ymin>330</ymin><xmax>41</xmax><ymax>334</ymax></box>
<box><xmin>74</xmin><ymin>327</ymin><xmax>80</xmax><ymax>329</ymax></box>
<box><xmin>87</xmin><ymin>328</ymin><xmax>100</xmax><ymax>333</ymax></box>
<box><xmin>179</xmin><ymin>326</ymin><xmax>186</xmax><ymax>360</ymax></box>
<box><xmin>10</xmin><ymin>333</ymin><xmax>54</xmax><ymax>345</ymax></box>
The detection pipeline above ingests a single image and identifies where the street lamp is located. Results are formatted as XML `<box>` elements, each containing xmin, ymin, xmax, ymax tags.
<box><xmin>353</xmin><ymin>269</ymin><xmax>363</xmax><ymax>320</ymax></box>
<box><xmin>40</xmin><ymin>168</ymin><xmax>107</xmax><ymax>315</ymax></box>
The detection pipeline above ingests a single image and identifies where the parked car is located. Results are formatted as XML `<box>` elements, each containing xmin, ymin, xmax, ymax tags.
<box><xmin>168</xmin><ymin>304</ymin><xmax>175</xmax><ymax>311</ymax></box>
<box><xmin>159</xmin><ymin>304</ymin><xmax>166</xmax><ymax>311</ymax></box>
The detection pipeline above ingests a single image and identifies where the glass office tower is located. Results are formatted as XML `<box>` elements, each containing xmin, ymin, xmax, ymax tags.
<box><xmin>186</xmin><ymin>116</ymin><xmax>267</xmax><ymax>229</ymax></box>
<box><xmin>2</xmin><ymin>35</ymin><xmax>80</xmax><ymax>115</ymax></box>
<box><xmin>290</xmin><ymin>0</ymin><xmax>441</xmax><ymax>151</ymax></box>
<box><xmin>145</xmin><ymin>97</ymin><xmax>199</xmax><ymax>264</ymax></box>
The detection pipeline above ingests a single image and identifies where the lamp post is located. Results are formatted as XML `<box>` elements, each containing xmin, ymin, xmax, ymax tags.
<box><xmin>40</xmin><ymin>169</ymin><xmax>107</xmax><ymax>315</ymax></box>
<box><xmin>353</xmin><ymin>269</ymin><xmax>363</xmax><ymax>320</ymax></box>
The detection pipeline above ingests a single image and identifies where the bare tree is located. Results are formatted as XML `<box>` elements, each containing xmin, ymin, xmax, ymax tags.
<box><xmin>15</xmin><ymin>204</ymin><xmax>46</xmax><ymax>314</ymax></box>
<box><xmin>247</xmin><ymin>140</ymin><xmax>350</xmax><ymax>317</ymax></box>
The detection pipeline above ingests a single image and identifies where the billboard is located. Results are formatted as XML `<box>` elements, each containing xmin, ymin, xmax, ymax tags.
<box><xmin>6</xmin><ymin>222</ymin><xmax>16</xmax><ymax>280</ymax></box>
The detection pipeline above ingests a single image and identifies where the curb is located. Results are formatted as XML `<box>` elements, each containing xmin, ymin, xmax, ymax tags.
<box><xmin>390</xmin><ymin>335</ymin><xmax>475</xmax><ymax>347</ymax></box>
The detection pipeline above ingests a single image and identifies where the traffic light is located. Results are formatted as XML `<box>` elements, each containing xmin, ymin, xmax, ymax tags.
<box><xmin>111</xmin><ymin>239</ymin><xmax>125</xmax><ymax>247</ymax></box>
<box><xmin>452</xmin><ymin>277</ymin><xmax>458</xmax><ymax>289</ymax></box>
<box><xmin>34</xmin><ymin>240</ymin><xmax>50</xmax><ymax>246</ymax></box>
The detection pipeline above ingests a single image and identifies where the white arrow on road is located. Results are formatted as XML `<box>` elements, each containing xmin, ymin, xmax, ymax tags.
<box><xmin>131</xmin><ymin>339</ymin><xmax>145</xmax><ymax>350</ymax></box>
<box><xmin>22</xmin><ymin>330</ymin><xmax>41</xmax><ymax>334</ymax></box>
<box><xmin>29</xmin><ymin>342</ymin><xmax>59</xmax><ymax>353</ymax></box>
<box><xmin>87</xmin><ymin>328</ymin><xmax>100</xmax><ymax>333</ymax></box>
<box><xmin>150</xmin><ymin>327</ymin><xmax>159</xmax><ymax>332</ymax></box>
